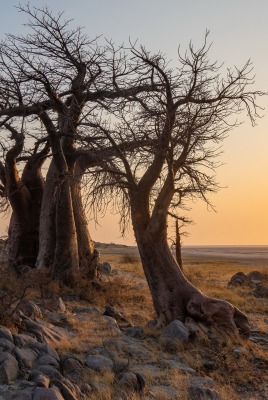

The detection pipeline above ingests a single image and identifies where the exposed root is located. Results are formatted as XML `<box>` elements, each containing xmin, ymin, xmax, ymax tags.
<box><xmin>186</xmin><ymin>294</ymin><xmax>250</xmax><ymax>339</ymax></box>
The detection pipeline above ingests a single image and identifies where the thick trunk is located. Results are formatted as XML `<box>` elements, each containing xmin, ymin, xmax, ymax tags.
<box><xmin>131</xmin><ymin>194</ymin><xmax>250</xmax><ymax>338</ymax></box>
<box><xmin>36</xmin><ymin>161</ymin><xmax>57</xmax><ymax>269</ymax></box>
<box><xmin>175</xmin><ymin>220</ymin><xmax>183</xmax><ymax>270</ymax></box>
<box><xmin>71</xmin><ymin>162</ymin><xmax>95</xmax><ymax>278</ymax></box>
<box><xmin>52</xmin><ymin>175</ymin><xmax>79</xmax><ymax>285</ymax></box>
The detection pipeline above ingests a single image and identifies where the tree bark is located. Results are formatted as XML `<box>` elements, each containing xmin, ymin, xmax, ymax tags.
<box><xmin>131</xmin><ymin>193</ymin><xmax>250</xmax><ymax>338</ymax></box>
<box><xmin>71</xmin><ymin>161</ymin><xmax>95</xmax><ymax>278</ymax></box>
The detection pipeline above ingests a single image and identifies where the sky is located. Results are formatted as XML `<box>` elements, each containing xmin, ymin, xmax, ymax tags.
<box><xmin>0</xmin><ymin>1</ymin><xmax>267</xmax><ymax>246</ymax></box>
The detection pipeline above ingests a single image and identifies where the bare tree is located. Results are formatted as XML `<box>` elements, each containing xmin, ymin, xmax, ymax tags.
<box><xmin>87</xmin><ymin>38</ymin><xmax>264</xmax><ymax>337</ymax></box>
<box><xmin>0</xmin><ymin>5</ymin><xmax>156</xmax><ymax>283</ymax></box>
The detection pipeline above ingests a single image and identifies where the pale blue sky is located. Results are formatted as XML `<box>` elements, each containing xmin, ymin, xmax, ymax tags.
<box><xmin>0</xmin><ymin>1</ymin><xmax>268</xmax><ymax>244</ymax></box>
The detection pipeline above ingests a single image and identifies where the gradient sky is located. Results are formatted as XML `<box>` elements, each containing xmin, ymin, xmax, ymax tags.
<box><xmin>0</xmin><ymin>1</ymin><xmax>267</xmax><ymax>245</ymax></box>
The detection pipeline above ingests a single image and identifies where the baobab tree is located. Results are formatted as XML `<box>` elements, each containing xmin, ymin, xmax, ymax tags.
<box><xmin>87</xmin><ymin>39</ymin><xmax>264</xmax><ymax>337</ymax></box>
<box><xmin>0</xmin><ymin>5</ymin><xmax>156</xmax><ymax>283</ymax></box>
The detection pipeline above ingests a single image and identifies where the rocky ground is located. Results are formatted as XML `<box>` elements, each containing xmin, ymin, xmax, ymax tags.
<box><xmin>0</xmin><ymin>257</ymin><xmax>267</xmax><ymax>399</ymax></box>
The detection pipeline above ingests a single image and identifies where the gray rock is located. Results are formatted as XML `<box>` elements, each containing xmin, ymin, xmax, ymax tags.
<box><xmin>102</xmin><ymin>316</ymin><xmax>122</xmax><ymax>336</ymax></box>
<box><xmin>61</xmin><ymin>354</ymin><xmax>84</xmax><ymax>383</ymax></box>
<box><xmin>160</xmin><ymin>358</ymin><xmax>195</xmax><ymax>375</ymax></box>
<box><xmin>0</xmin><ymin>338</ymin><xmax>15</xmax><ymax>352</ymax></box>
<box><xmin>118</xmin><ymin>372</ymin><xmax>139</xmax><ymax>391</ymax></box>
<box><xmin>253</xmin><ymin>285</ymin><xmax>268</xmax><ymax>298</ymax></box>
<box><xmin>13</xmin><ymin>333</ymin><xmax>37</xmax><ymax>348</ymax></box>
<box><xmin>19</xmin><ymin>300</ymin><xmax>43</xmax><ymax>319</ymax></box>
<box><xmin>113</xmin><ymin>389</ymin><xmax>129</xmax><ymax>400</ymax></box>
<box><xmin>36</xmin><ymin>354</ymin><xmax>60</xmax><ymax>369</ymax></box>
<box><xmin>125</xmin><ymin>326</ymin><xmax>144</xmax><ymax>339</ymax></box>
<box><xmin>98</xmin><ymin>261</ymin><xmax>112</xmax><ymax>275</ymax></box>
<box><xmin>32</xmin><ymin>387</ymin><xmax>65</xmax><ymax>400</ymax></box>
<box><xmin>228</xmin><ymin>272</ymin><xmax>249</xmax><ymax>286</ymax></box>
<box><xmin>72</xmin><ymin>306</ymin><xmax>101</xmax><ymax>315</ymax></box>
<box><xmin>188</xmin><ymin>385</ymin><xmax>221</xmax><ymax>399</ymax></box>
<box><xmin>232</xmin><ymin>346</ymin><xmax>246</xmax><ymax>359</ymax></box>
<box><xmin>13</xmin><ymin>347</ymin><xmax>39</xmax><ymax>369</ymax></box>
<box><xmin>37</xmin><ymin>365</ymin><xmax>63</xmax><ymax>381</ymax></box>
<box><xmin>160</xmin><ymin>320</ymin><xmax>189</xmax><ymax>351</ymax></box>
<box><xmin>30</xmin><ymin>371</ymin><xmax>50</xmax><ymax>388</ymax></box>
<box><xmin>30</xmin><ymin>342</ymin><xmax>60</xmax><ymax>361</ymax></box>
<box><xmin>247</xmin><ymin>270</ymin><xmax>264</xmax><ymax>281</ymax></box>
<box><xmin>185</xmin><ymin>376</ymin><xmax>214</xmax><ymax>388</ymax></box>
<box><xmin>0</xmin><ymin>352</ymin><xmax>19</xmax><ymax>384</ymax></box>
<box><xmin>50</xmin><ymin>379</ymin><xmax>78</xmax><ymax>400</ymax></box>
<box><xmin>85</xmin><ymin>354</ymin><xmax>113</xmax><ymax>372</ymax></box>
<box><xmin>149</xmin><ymin>385</ymin><xmax>180</xmax><ymax>399</ymax></box>
<box><xmin>0</xmin><ymin>327</ymin><xmax>13</xmax><ymax>343</ymax></box>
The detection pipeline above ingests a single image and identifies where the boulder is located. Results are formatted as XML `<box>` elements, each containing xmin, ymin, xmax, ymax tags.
<box><xmin>36</xmin><ymin>354</ymin><xmax>60</xmax><ymax>369</ymax></box>
<box><xmin>0</xmin><ymin>338</ymin><xmax>16</xmax><ymax>352</ymax></box>
<box><xmin>0</xmin><ymin>352</ymin><xmax>19</xmax><ymax>384</ymax></box>
<box><xmin>253</xmin><ymin>285</ymin><xmax>268</xmax><ymax>298</ymax></box>
<box><xmin>13</xmin><ymin>346</ymin><xmax>39</xmax><ymax>369</ymax></box>
<box><xmin>85</xmin><ymin>354</ymin><xmax>113</xmax><ymax>372</ymax></box>
<box><xmin>0</xmin><ymin>326</ymin><xmax>14</xmax><ymax>343</ymax></box>
<box><xmin>98</xmin><ymin>262</ymin><xmax>112</xmax><ymax>275</ymax></box>
<box><xmin>247</xmin><ymin>270</ymin><xmax>264</xmax><ymax>281</ymax></box>
<box><xmin>32</xmin><ymin>387</ymin><xmax>65</xmax><ymax>400</ymax></box>
<box><xmin>228</xmin><ymin>272</ymin><xmax>249</xmax><ymax>286</ymax></box>
<box><xmin>188</xmin><ymin>385</ymin><xmax>221</xmax><ymax>399</ymax></box>
<box><xmin>160</xmin><ymin>320</ymin><xmax>189</xmax><ymax>351</ymax></box>
<box><xmin>118</xmin><ymin>371</ymin><xmax>145</xmax><ymax>392</ymax></box>
<box><xmin>19</xmin><ymin>300</ymin><xmax>43</xmax><ymax>319</ymax></box>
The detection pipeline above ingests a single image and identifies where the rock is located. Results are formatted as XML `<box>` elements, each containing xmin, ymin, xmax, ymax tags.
<box><xmin>160</xmin><ymin>320</ymin><xmax>189</xmax><ymax>351</ymax></box>
<box><xmin>30</xmin><ymin>371</ymin><xmax>50</xmax><ymax>388</ymax></box>
<box><xmin>102</xmin><ymin>316</ymin><xmax>122</xmax><ymax>336</ymax></box>
<box><xmin>0</xmin><ymin>338</ymin><xmax>15</xmax><ymax>352</ymax></box>
<box><xmin>118</xmin><ymin>372</ymin><xmax>145</xmax><ymax>392</ymax></box>
<box><xmin>44</xmin><ymin>297</ymin><xmax>66</xmax><ymax>313</ymax></box>
<box><xmin>160</xmin><ymin>358</ymin><xmax>195</xmax><ymax>375</ymax></box>
<box><xmin>188</xmin><ymin>385</ymin><xmax>221</xmax><ymax>399</ymax></box>
<box><xmin>125</xmin><ymin>326</ymin><xmax>144</xmax><ymax>340</ymax></box>
<box><xmin>228</xmin><ymin>272</ymin><xmax>249</xmax><ymax>286</ymax></box>
<box><xmin>247</xmin><ymin>271</ymin><xmax>264</xmax><ymax>281</ymax></box>
<box><xmin>36</xmin><ymin>354</ymin><xmax>60</xmax><ymax>369</ymax></box>
<box><xmin>0</xmin><ymin>326</ymin><xmax>14</xmax><ymax>343</ymax></box>
<box><xmin>37</xmin><ymin>365</ymin><xmax>63</xmax><ymax>381</ymax></box>
<box><xmin>72</xmin><ymin>306</ymin><xmax>101</xmax><ymax>315</ymax></box>
<box><xmin>0</xmin><ymin>352</ymin><xmax>19</xmax><ymax>383</ymax></box>
<box><xmin>185</xmin><ymin>376</ymin><xmax>214</xmax><ymax>388</ymax></box>
<box><xmin>19</xmin><ymin>300</ymin><xmax>43</xmax><ymax>319</ymax></box>
<box><xmin>253</xmin><ymin>285</ymin><xmax>268</xmax><ymax>298</ymax></box>
<box><xmin>103</xmin><ymin>305</ymin><xmax>128</xmax><ymax>322</ymax></box>
<box><xmin>30</xmin><ymin>342</ymin><xmax>60</xmax><ymax>361</ymax></box>
<box><xmin>13</xmin><ymin>333</ymin><xmax>38</xmax><ymax>348</ymax></box>
<box><xmin>50</xmin><ymin>379</ymin><xmax>78</xmax><ymax>400</ymax></box>
<box><xmin>85</xmin><ymin>354</ymin><xmax>113</xmax><ymax>372</ymax></box>
<box><xmin>149</xmin><ymin>385</ymin><xmax>180</xmax><ymax>399</ymax></box>
<box><xmin>232</xmin><ymin>346</ymin><xmax>247</xmax><ymax>359</ymax></box>
<box><xmin>13</xmin><ymin>346</ymin><xmax>39</xmax><ymax>369</ymax></box>
<box><xmin>32</xmin><ymin>387</ymin><xmax>65</xmax><ymax>400</ymax></box>
<box><xmin>61</xmin><ymin>354</ymin><xmax>84</xmax><ymax>383</ymax></box>
<box><xmin>98</xmin><ymin>262</ymin><xmax>112</xmax><ymax>275</ymax></box>
<box><xmin>113</xmin><ymin>389</ymin><xmax>129</xmax><ymax>400</ymax></box>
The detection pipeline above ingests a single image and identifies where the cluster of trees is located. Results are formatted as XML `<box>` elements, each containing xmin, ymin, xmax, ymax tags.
<box><xmin>0</xmin><ymin>6</ymin><xmax>263</xmax><ymax>336</ymax></box>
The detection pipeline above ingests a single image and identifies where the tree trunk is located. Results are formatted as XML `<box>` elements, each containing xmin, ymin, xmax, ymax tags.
<box><xmin>131</xmin><ymin>195</ymin><xmax>251</xmax><ymax>338</ymax></box>
<box><xmin>51</xmin><ymin>174</ymin><xmax>79</xmax><ymax>285</ymax></box>
<box><xmin>71</xmin><ymin>161</ymin><xmax>95</xmax><ymax>278</ymax></box>
<box><xmin>175</xmin><ymin>220</ymin><xmax>183</xmax><ymax>270</ymax></box>
<box><xmin>36</xmin><ymin>161</ymin><xmax>57</xmax><ymax>269</ymax></box>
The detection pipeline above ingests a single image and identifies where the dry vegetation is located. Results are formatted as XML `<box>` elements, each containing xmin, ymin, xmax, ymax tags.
<box><xmin>0</xmin><ymin>244</ymin><xmax>267</xmax><ymax>399</ymax></box>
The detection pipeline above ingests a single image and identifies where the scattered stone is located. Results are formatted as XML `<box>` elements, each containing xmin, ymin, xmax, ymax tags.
<box><xmin>228</xmin><ymin>272</ymin><xmax>249</xmax><ymax>286</ymax></box>
<box><xmin>32</xmin><ymin>387</ymin><xmax>65</xmax><ymax>400</ymax></box>
<box><xmin>30</xmin><ymin>371</ymin><xmax>50</xmax><ymax>388</ymax></box>
<box><xmin>19</xmin><ymin>300</ymin><xmax>43</xmax><ymax>319</ymax></box>
<box><xmin>61</xmin><ymin>354</ymin><xmax>84</xmax><ymax>383</ymax></box>
<box><xmin>102</xmin><ymin>316</ymin><xmax>122</xmax><ymax>336</ymax></box>
<box><xmin>160</xmin><ymin>358</ymin><xmax>195</xmax><ymax>375</ymax></box>
<box><xmin>98</xmin><ymin>261</ymin><xmax>112</xmax><ymax>275</ymax></box>
<box><xmin>125</xmin><ymin>326</ymin><xmax>144</xmax><ymax>340</ymax></box>
<box><xmin>37</xmin><ymin>365</ymin><xmax>63</xmax><ymax>381</ymax></box>
<box><xmin>0</xmin><ymin>326</ymin><xmax>14</xmax><ymax>343</ymax></box>
<box><xmin>148</xmin><ymin>385</ymin><xmax>180</xmax><ymax>399</ymax></box>
<box><xmin>160</xmin><ymin>320</ymin><xmax>189</xmax><ymax>351</ymax></box>
<box><xmin>188</xmin><ymin>385</ymin><xmax>221</xmax><ymax>399</ymax></box>
<box><xmin>113</xmin><ymin>389</ymin><xmax>129</xmax><ymax>400</ymax></box>
<box><xmin>118</xmin><ymin>371</ymin><xmax>146</xmax><ymax>392</ymax></box>
<box><xmin>247</xmin><ymin>271</ymin><xmax>264</xmax><ymax>281</ymax></box>
<box><xmin>103</xmin><ymin>305</ymin><xmax>128</xmax><ymax>323</ymax></box>
<box><xmin>0</xmin><ymin>352</ymin><xmax>19</xmax><ymax>384</ymax></box>
<box><xmin>36</xmin><ymin>354</ymin><xmax>60</xmax><ymax>369</ymax></box>
<box><xmin>253</xmin><ymin>285</ymin><xmax>268</xmax><ymax>298</ymax></box>
<box><xmin>232</xmin><ymin>346</ymin><xmax>247</xmax><ymax>359</ymax></box>
<box><xmin>13</xmin><ymin>346</ymin><xmax>39</xmax><ymax>369</ymax></box>
<box><xmin>85</xmin><ymin>354</ymin><xmax>113</xmax><ymax>372</ymax></box>
<box><xmin>185</xmin><ymin>376</ymin><xmax>214</xmax><ymax>388</ymax></box>
<box><xmin>72</xmin><ymin>306</ymin><xmax>101</xmax><ymax>315</ymax></box>
<box><xmin>13</xmin><ymin>333</ymin><xmax>38</xmax><ymax>348</ymax></box>
<box><xmin>44</xmin><ymin>297</ymin><xmax>66</xmax><ymax>313</ymax></box>
<box><xmin>50</xmin><ymin>379</ymin><xmax>78</xmax><ymax>400</ymax></box>
<box><xmin>0</xmin><ymin>338</ymin><xmax>16</xmax><ymax>352</ymax></box>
